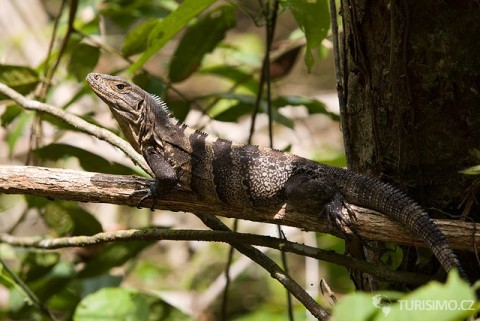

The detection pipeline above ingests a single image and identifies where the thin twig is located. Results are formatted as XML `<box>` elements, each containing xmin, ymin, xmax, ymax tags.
<box><xmin>0</xmin><ymin>83</ymin><xmax>152</xmax><ymax>176</ymax></box>
<box><xmin>220</xmin><ymin>219</ymin><xmax>238</xmax><ymax>320</ymax></box>
<box><xmin>0</xmin><ymin>226</ymin><xmax>431</xmax><ymax>286</ymax></box>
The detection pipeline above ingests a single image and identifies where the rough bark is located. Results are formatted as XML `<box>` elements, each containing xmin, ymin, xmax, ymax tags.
<box><xmin>0</xmin><ymin>165</ymin><xmax>478</xmax><ymax>252</ymax></box>
<box><xmin>340</xmin><ymin>0</ymin><xmax>480</xmax><ymax>283</ymax></box>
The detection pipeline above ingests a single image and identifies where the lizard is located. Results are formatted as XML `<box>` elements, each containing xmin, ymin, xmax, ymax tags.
<box><xmin>86</xmin><ymin>72</ymin><xmax>465</xmax><ymax>277</ymax></box>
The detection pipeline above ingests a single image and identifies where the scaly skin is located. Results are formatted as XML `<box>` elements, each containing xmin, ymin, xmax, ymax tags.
<box><xmin>86</xmin><ymin>72</ymin><xmax>464</xmax><ymax>277</ymax></box>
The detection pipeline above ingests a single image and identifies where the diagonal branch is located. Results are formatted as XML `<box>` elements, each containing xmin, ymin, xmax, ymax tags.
<box><xmin>192</xmin><ymin>212</ymin><xmax>331</xmax><ymax>320</ymax></box>
<box><xmin>0</xmin><ymin>83</ymin><xmax>152</xmax><ymax>176</ymax></box>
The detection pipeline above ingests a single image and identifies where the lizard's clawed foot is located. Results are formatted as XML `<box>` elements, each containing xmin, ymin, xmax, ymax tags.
<box><xmin>129</xmin><ymin>180</ymin><xmax>159</xmax><ymax>211</ymax></box>
<box><xmin>322</xmin><ymin>192</ymin><xmax>358</xmax><ymax>240</ymax></box>
<box><xmin>322</xmin><ymin>194</ymin><xmax>381</xmax><ymax>251</ymax></box>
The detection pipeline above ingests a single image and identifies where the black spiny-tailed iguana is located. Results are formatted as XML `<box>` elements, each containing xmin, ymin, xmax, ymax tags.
<box><xmin>86</xmin><ymin>72</ymin><xmax>464</xmax><ymax>277</ymax></box>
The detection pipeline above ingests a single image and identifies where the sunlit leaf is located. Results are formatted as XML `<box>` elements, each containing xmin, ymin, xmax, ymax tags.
<box><xmin>0</xmin><ymin>64</ymin><xmax>40</xmax><ymax>99</ymax></box>
<box><xmin>285</xmin><ymin>0</ymin><xmax>330</xmax><ymax>71</ymax></box>
<box><xmin>273</xmin><ymin>95</ymin><xmax>339</xmax><ymax>121</ymax></box>
<box><xmin>0</xmin><ymin>104</ymin><xmax>22</xmax><ymax>126</ymax></box>
<box><xmin>6</xmin><ymin>111</ymin><xmax>33</xmax><ymax>156</ymax></box>
<box><xmin>169</xmin><ymin>5</ymin><xmax>236</xmax><ymax>83</ymax></box>
<box><xmin>129</xmin><ymin>0</ymin><xmax>217</xmax><ymax>73</ymax></box>
<box><xmin>99</xmin><ymin>0</ymin><xmax>173</xmax><ymax>29</ymax></box>
<box><xmin>53</xmin><ymin>201</ymin><xmax>103</xmax><ymax>236</ymax></box>
<box><xmin>74</xmin><ymin>288</ymin><xmax>148</xmax><ymax>321</ymax></box>
<box><xmin>331</xmin><ymin>270</ymin><xmax>477</xmax><ymax>321</ymax></box>
<box><xmin>207</xmin><ymin>93</ymin><xmax>294</xmax><ymax>128</ymax></box>
<box><xmin>122</xmin><ymin>19</ymin><xmax>160</xmax><ymax>57</ymax></box>
<box><xmin>459</xmin><ymin>165</ymin><xmax>480</xmax><ymax>175</ymax></box>
<box><xmin>200</xmin><ymin>65</ymin><xmax>258</xmax><ymax>93</ymax></box>
<box><xmin>77</xmin><ymin>241</ymin><xmax>153</xmax><ymax>278</ymax></box>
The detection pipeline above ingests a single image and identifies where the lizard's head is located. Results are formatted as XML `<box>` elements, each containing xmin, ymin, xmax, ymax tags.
<box><xmin>86</xmin><ymin>73</ymin><xmax>152</xmax><ymax>151</ymax></box>
<box><xmin>86</xmin><ymin>73</ymin><xmax>145</xmax><ymax>123</ymax></box>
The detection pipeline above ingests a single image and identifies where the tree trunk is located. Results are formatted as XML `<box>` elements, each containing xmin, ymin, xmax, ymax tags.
<box><xmin>339</xmin><ymin>0</ymin><xmax>480</xmax><ymax>288</ymax></box>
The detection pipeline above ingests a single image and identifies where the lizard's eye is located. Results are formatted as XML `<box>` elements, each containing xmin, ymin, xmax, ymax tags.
<box><xmin>116</xmin><ymin>84</ymin><xmax>126</xmax><ymax>90</ymax></box>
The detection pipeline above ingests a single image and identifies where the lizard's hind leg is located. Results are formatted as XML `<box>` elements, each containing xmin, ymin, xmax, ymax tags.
<box><xmin>285</xmin><ymin>173</ymin><xmax>358</xmax><ymax>239</ymax></box>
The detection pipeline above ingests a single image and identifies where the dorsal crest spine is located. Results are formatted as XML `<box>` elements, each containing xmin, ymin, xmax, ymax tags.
<box><xmin>150</xmin><ymin>94</ymin><xmax>170</xmax><ymax>114</ymax></box>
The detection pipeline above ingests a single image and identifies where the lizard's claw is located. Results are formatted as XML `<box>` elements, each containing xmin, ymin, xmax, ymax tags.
<box><xmin>322</xmin><ymin>192</ymin><xmax>358</xmax><ymax>239</ymax></box>
<box><xmin>322</xmin><ymin>194</ymin><xmax>382</xmax><ymax>252</ymax></box>
<box><xmin>129</xmin><ymin>181</ymin><xmax>159</xmax><ymax>211</ymax></box>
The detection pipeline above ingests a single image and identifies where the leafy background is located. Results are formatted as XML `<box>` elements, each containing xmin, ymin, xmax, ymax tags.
<box><xmin>0</xmin><ymin>0</ymin><xmax>476</xmax><ymax>320</ymax></box>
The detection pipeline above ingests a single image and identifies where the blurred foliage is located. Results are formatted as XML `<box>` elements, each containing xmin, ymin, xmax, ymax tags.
<box><xmin>0</xmin><ymin>0</ymin><xmax>455</xmax><ymax>320</ymax></box>
<box><xmin>331</xmin><ymin>270</ymin><xmax>478</xmax><ymax>321</ymax></box>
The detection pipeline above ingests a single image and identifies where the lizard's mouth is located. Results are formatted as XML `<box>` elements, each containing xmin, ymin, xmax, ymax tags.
<box><xmin>86</xmin><ymin>73</ymin><xmax>107</xmax><ymax>99</ymax></box>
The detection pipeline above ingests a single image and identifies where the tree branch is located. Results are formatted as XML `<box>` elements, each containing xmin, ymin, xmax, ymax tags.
<box><xmin>192</xmin><ymin>212</ymin><xmax>331</xmax><ymax>320</ymax></box>
<box><xmin>0</xmin><ymin>225</ymin><xmax>429</xmax><ymax>286</ymax></box>
<box><xmin>0</xmin><ymin>165</ymin><xmax>478</xmax><ymax>253</ymax></box>
<box><xmin>0</xmin><ymin>83</ymin><xmax>152</xmax><ymax>176</ymax></box>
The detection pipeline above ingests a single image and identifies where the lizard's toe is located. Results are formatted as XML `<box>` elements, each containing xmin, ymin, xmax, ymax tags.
<box><xmin>129</xmin><ymin>182</ymin><xmax>159</xmax><ymax>210</ymax></box>
<box><xmin>322</xmin><ymin>192</ymin><xmax>357</xmax><ymax>239</ymax></box>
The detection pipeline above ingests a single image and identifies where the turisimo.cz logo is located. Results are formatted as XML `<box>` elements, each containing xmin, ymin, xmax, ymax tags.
<box><xmin>372</xmin><ymin>294</ymin><xmax>475</xmax><ymax>316</ymax></box>
<box><xmin>397</xmin><ymin>299</ymin><xmax>475</xmax><ymax>311</ymax></box>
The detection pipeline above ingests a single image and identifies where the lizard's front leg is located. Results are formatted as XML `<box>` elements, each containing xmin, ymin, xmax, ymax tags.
<box><xmin>284</xmin><ymin>173</ymin><xmax>357</xmax><ymax>237</ymax></box>
<box><xmin>131</xmin><ymin>146</ymin><xmax>178</xmax><ymax>210</ymax></box>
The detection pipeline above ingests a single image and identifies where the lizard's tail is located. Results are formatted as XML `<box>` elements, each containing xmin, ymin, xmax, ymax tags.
<box><xmin>330</xmin><ymin>167</ymin><xmax>466</xmax><ymax>278</ymax></box>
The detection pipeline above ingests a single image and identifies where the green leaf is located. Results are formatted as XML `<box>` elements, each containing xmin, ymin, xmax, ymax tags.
<box><xmin>77</xmin><ymin>241</ymin><xmax>153</xmax><ymax>278</ymax></box>
<box><xmin>285</xmin><ymin>0</ymin><xmax>330</xmax><ymax>71</ymax></box>
<box><xmin>0</xmin><ymin>104</ymin><xmax>22</xmax><ymax>126</ymax></box>
<box><xmin>51</xmin><ymin>201</ymin><xmax>103</xmax><ymax>236</ymax></box>
<box><xmin>207</xmin><ymin>93</ymin><xmax>294</xmax><ymax>128</ymax></box>
<box><xmin>459</xmin><ymin>164</ymin><xmax>480</xmax><ymax>175</ymax></box>
<box><xmin>43</xmin><ymin>202</ymin><xmax>75</xmax><ymax>236</ymax></box>
<box><xmin>0</xmin><ymin>64</ymin><xmax>40</xmax><ymax>99</ymax></box>
<box><xmin>168</xmin><ymin>5</ymin><xmax>236</xmax><ymax>83</ymax></box>
<box><xmin>26</xmin><ymin>261</ymin><xmax>75</xmax><ymax>305</ymax></box>
<box><xmin>200</xmin><ymin>65</ymin><xmax>258</xmax><ymax>93</ymax></box>
<box><xmin>74</xmin><ymin>288</ymin><xmax>149</xmax><ymax>321</ymax></box>
<box><xmin>25</xmin><ymin>195</ymin><xmax>50</xmax><ymax>208</ymax></box>
<box><xmin>99</xmin><ymin>0</ymin><xmax>174</xmax><ymax>29</ymax></box>
<box><xmin>20</xmin><ymin>252</ymin><xmax>60</xmax><ymax>283</ymax></box>
<box><xmin>122</xmin><ymin>19</ymin><xmax>160</xmax><ymax>57</ymax></box>
<box><xmin>33</xmin><ymin>143</ymin><xmax>137</xmax><ymax>175</ymax></box>
<box><xmin>129</xmin><ymin>0</ymin><xmax>217</xmax><ymax>73</ymax></box>
<box><xmin>6</xmin><ymin>111</ymin><xmax>33</xmax><ymax>157</ymax></box>
<box><xmin>273</xmin><ymin>95</ymin><xmax>339</xmax><ymax>121</ymax></box>
<box><xmin>380</xmin><ymin>243</ymin><xmax>403</xmax><ymax>270</ymax></box>
<box><xmin>331</xmin><ymin>292</ymin><xmax>379</xmax><ymax>321</ymax></box>
<box><xmin>208</xmin><ymin>93</ymin><xmax>255</xmax><ymax>122</ymax></box>
<box><xmin>331</xmin><ymin>270</ymin><xmax>478</xmax><ymax>321</ymax></box>
<box><xmin>67</xmin><ymin>43</ymin><xmax>100</xmax><ymax>81</ymax></box>
<box><xmin>378</xmin><ymin>270</ymin><xmax>477</xmax><ymax>321</ymax></box>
